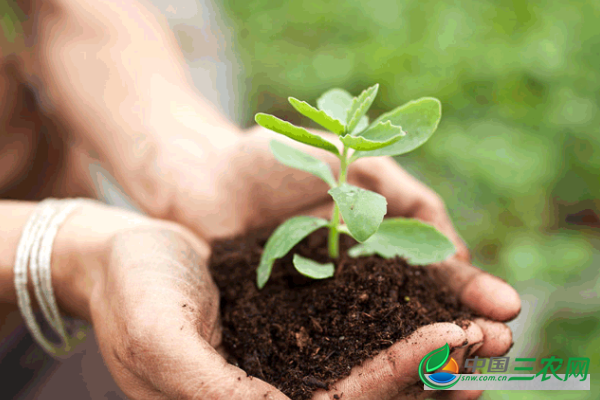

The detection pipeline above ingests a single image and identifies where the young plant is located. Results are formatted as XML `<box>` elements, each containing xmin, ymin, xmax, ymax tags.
<box><xmin>255</xmin><ymin>84</ymin><xmax>456</xmax><ymax>289</ymax></box>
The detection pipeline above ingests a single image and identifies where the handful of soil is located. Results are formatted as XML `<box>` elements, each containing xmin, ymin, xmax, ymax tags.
<box><xmin>209</xmin><ymin>228</ymin><xmax>475</xmax><ymax>400</ymax></box>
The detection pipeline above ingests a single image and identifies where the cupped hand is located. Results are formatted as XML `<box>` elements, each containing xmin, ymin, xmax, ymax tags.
<box><xmin>62</xmin><ymin>201</ymin><xmax>290</xmax><ymax>400</ymax></box>
<box><xmin>150</xmin><ymin>126</ymin><xmax>520</xmax><ymax>399</ymax></box>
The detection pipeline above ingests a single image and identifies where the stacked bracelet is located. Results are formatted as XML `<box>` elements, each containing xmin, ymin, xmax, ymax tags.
<box><xmin>14</xmin><ymin>198</ymin><xmax>89</xmax><ymax>359</ymax></box>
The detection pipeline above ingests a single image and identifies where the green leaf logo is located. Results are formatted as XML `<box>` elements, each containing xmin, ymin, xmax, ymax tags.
<box><xmin>418</xmin><ymin>343</ymin><xmax>460</xmax><ymax>390</ymax></box>
<box><xmin>425</xmin><ymin>343</ymin><xmax>450</xmax><ymax>373</ymax></box>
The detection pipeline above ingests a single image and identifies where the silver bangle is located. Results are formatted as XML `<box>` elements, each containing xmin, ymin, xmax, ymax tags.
<box><xmin>14</xmin><ymin>198</ymin><xmax>89</xmax><ymax>359</ymax></box>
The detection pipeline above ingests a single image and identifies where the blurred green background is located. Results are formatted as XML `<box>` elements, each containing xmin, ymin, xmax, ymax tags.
<box><xmin>219</xmin><ymin>0</ymin><xmax>599</xmax><ymax>397</ymax></box>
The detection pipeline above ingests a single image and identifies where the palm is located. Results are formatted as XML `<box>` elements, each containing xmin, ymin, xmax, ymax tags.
<box><xmin>89</xmin><ymin>227</ymin><xmax>289</xmax><ymax>400</ymax></box>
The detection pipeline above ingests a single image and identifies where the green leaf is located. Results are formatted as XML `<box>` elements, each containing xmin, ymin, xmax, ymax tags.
<box><xmin>361</xmin><ymin>120</ymin><xmax>406</xmax><ymax>140</ymax></box>
<box><xmin>269</xmin><ymin>140</ymin><xmax>336</xmax><ymax>187</ymax></box>
<box><xmin>288</xmin><ymin>97</ymin><xmax>345</xmax><ymax>135</ymax></box>
<box><xmin>353</xmin><ymin>98</ymin><xmax>442</xmax><ymax>159</ymax></box>
<box><xmin>346</xmin><ymin>84</ymin><xmax>379</xmax><ymax>134</ymax></box>
<box><xmin>348</xmin><ymin>218</ymin><xmax>456</xmax><ymax>265</ymax></box>
<box><xmin>257</xmin><ymin>216</ymin><xmax>329</xmax><ymax>289</ymax></box>
<box><xmin>317</xmin><ymin>88</ymin><xmax>353</xmax><ymax>125</ymax></box>
<box><xmin>350</xmin><ymin>115</ymin><xmax>369</xmax><ymax>135</ymax></box>
<box><xmin>328</xmin><ymin>184</ymin><xmax>387</xmax><ymax>242</ymax></box>
<box><xmin>293</xmin><ymin>254</ymin><xmax>335</xmax><ymax>279</ymax></box>
<box><xmin>255</xmin><ymin>113</ymin><xmax>339</xmax><ymax>155</ymax></box>
<box><xmin>340</xmin><ymin>121</ymin><xmax>405</xmax><ymax>151</ymax></box>
<box><xmin>426</xmin><ymin>343</ymin><xmax>451</xmax><ymax>373</ymax></box>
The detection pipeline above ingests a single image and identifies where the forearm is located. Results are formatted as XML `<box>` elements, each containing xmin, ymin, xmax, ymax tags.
<box><xmin>0</xmin><ymin>202</ymin><xmax>36</xmax><ymax>304</ymax></box>
<box><xmin>15</xmin><ymin>0</ymin><xmax>241</xmax><ymax>210</ymax></box>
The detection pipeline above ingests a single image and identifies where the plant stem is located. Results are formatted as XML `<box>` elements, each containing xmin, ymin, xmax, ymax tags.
<box><xmin>328</xmin><ymin>204</ymin><xmax>340</xmax><ymax>258</ymax></box>
<box><xmin>328</xmin><ymin>146</ymin><xmax>349</xmax><ymax>258</ymax></box>
<box><xmin>339</xmin><ymin>147</ymin><xmax>348</xmax><ymax>185</ymax></box>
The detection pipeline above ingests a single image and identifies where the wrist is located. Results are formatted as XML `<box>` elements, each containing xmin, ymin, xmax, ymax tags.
<box><xmin>0</xmin><ymin>201</ymin><xmax>98</xmax><ymax>321</ymax></box>
<box><xmin>51</xmin><ymin>205</ymin><xmax>101</xmax><ymax>322</ymax></box>
<box><xmin>95</xmin><ymin>86</ymin><xmax>244</xmax><ymax>224</ymax></box>
<box><xmin>50</xmin><ymin>201</ymin><xmax>158</xmax><ymax>322</ymax></box>
<box><xmin>122</xmin><ymin>110</ymin><xmax>245</xmax><ymax>238</ymax></box>
<box><xmin>0</xmin><ymin>202</ymin><xmax>39</xmax><ymax>305</ymax></box>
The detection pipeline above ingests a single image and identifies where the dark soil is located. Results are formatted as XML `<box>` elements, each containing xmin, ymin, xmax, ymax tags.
<box><xmin>209</xmin><ymin>227</ymin><xmax>475</xmax><ymax>400</ymax></box>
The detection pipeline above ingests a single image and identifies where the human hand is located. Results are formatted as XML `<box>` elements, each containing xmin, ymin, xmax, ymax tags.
<box><xmin>40</xmin><ymin>202</ymin><xmax>504</xmax><ymax>400</ymax></box>
<box><xmin>47</xmin><ymin>199</ymin><xmax>514</xmax><ymax>400</ymax></box>
<box><xmin>42</xmin><ymin>201</ymin><xmax>293</xmax><ymax>400</ymax></box>
<box><xmin>148</xmin><ymin>126</ymin><xmax>520</xmax><ymax>399</ymax></box>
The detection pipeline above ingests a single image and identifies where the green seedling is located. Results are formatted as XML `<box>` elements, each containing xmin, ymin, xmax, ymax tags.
<box><xmin>255</xmin><ymin>84</ymin><xmax>456</xmax><ymax>289</ymax></box>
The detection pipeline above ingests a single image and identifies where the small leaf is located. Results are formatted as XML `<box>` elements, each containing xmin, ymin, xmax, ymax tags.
<box><xmin>317</xmin><ymin>88</ymin><xmax>353</xmax><ymax>125</ymax></box>
<box><xmin>340</xmin><ymin>121</ymin><xmax>405</xmax><ymax>151</ymax></box>
<box><xmin>293</xmin><ymin>254</ymin><xmax>335</xmax><ymax>279</ymax></box>
<box><xmin>350</xmin><ymin>115</ymin><xmax>369</xmax><ymax>135</ymax></box>
<box><xmin>426</xmin><ymin>343</ymin><xmax>451</xmax><ymax>373</ymax></box>
<box><xmin>257</xmin><ymin>216</ymin><xmax>329</xmax><ymax>289</ymax></box>
<box><xmin>328</xmin><ymin>184</ymin><xmax>387</xmax><ymax>242</ymax></box>
<box><xmin>288</xmin><ymin>97</ymin><xmax>345</xmax><ymax>135</ymax></box>
<box><xmin>361</xmin><ymin>120</ymin><xmax>406</xmax><ymax>140</ymax></box>
<box><xmin>340</xmin><ymin>133</ymin><xmax>403</xmax><ymax>151</ymax></box>
<box><xmin>353</xmin><ymin>98</ymin><xmax>442</xmax><ymax>159</ymax></box>
<box><xmin>348</xmin><ymin>218</ymin><xmax>456</xmax><ymax>265</ymax></box>
<box><xmin>270</xmin><ymin>140</ymin><xmax>336</xmax><ymax>187</ymax></box>
<box><xmin>255</xmin><ymin>113</ymin><xmax>339</xmax><ymax>155</ymax></box>
<box><xmin>346</xmin><ymin>84</ymin><xmax>379</xmax><ymax>134</ymax></box>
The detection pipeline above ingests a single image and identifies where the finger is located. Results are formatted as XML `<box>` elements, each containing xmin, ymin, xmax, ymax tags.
<box><xmin>135</xmin><ymin>325</ymin><xmax>289</xmax><ymax>400</ymax></box>
<box><xmin>417</xmin><ymin>322</ymin><xmax>484</xmax><ymax>400</ymax></box>
<box><xmin>471</xmin><ymin>318</ymin><xmax>513</xmax><ymax>358</ymax></box>
<box><xmin>429</xmin><ymin>321</ymin><xmax>483</xmax><ymax>400</ymax></box>
<box><xmin>312</xmin><ymin>322</ymin><xmax>470</xmax><ymax>400</ymax></box>
<box><xmin>93</xmin><ymin>228</ymin><xmax>290</xmax><ymax>400</ymax></box>
<box><xmin>428</xmin><ymin>257</ymin><xmax>521</xmax><ymax>322</ymax></box>
<box><xmin>94</xmin><ymin>302</ymin><xmax>290</xmax><ymax>400</ymax></box>
<box><xmin>452</xmin><ymin>321</ymin><xmax>484</xmax><ymax>369</ymax></box>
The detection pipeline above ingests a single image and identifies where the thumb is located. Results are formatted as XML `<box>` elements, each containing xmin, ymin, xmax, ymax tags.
<box><xmin>313</xmin><ymin>322</ymin><xmax>477</xmax><ymax>400</ymax></box>
<box><xmin>142</xmin><ymin>330</ymin><xmax>290</xmax><ymax>400</ymax></box>
<box><xmin>91</xmin><ymin>227</ymin><xmax>290</xmax><ymax>400</ymax></box>
<box><xmin>93</xmin><ymin>293</ymin><xmax>290</xmax><ymax>400</ymax></box>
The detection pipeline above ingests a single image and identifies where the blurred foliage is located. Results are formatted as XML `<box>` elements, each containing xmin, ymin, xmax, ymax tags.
<box><xmin>220</xmin><ymin>0</ymin><xmax>600</xmax><ymax>397</ymax></box>
<box><xmin>0</xmin><ymin>1</ymin><xmax>25</xmax><ymax>44</ymax></box>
